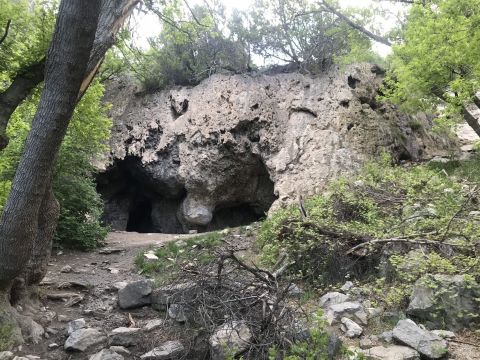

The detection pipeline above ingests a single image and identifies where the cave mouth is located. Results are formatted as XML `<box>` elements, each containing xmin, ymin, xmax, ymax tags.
<box><xmin>96</xmin><ymin>157</ymin><xmax>277</xmax><ymax>234</ymax></box>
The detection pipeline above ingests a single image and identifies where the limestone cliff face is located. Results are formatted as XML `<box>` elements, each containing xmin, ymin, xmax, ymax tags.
<box><xmin>100</xmin><ymin>63</ymin><xmax>454</xmax><ymax>232</ymax></box>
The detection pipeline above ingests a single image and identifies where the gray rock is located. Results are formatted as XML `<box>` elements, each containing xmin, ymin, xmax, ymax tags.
<box><xmin>67</xmin><ymin>318</ymin><xmax>86</xmax><ymax>335</ymax></box>
<box><xmin>89</xmin><ymin>349</ymin><xmax>124</xmax><ymax>360</ymax></box>
<box><xmin>325</xmin><ymin>301</ymin><xmax>367</xmax><ymax>325</ymax></box>
<box><xmin>109</xmin><ymin>327</ymin><xmax>141</xmax><ymax>347</ymax></box>
<box><xmin>359</xmin><ymin>338</ymin><xmax>375</xmax><ymax>349</ymax></box>
<box><xmin>61</xmin><ymin>265</ymin><xmax>73</xmax><ymax>273</ymax></box>
<box><xmin>0</xmin><ymin>352</ymin><xmax>14</xmax><ymax>360</ymax></box>
<box><xmin>117</xmin><ymin>280</ymin><xmax>152</xmax><ymax>309</ymax></box>
<box><xmin>48</xmin><ymin>343</ymin><xmax>59</xmax><ymax>350</ymax></box>
<box><xmin>140</xmin><ymin>341</ymin><xmax>184</xmax><ymax>360</ymax></box>
<box><xmin>326</xmin><ymin>333</ymin><xmax>342</xmax><ymax>360</ymax></box>
<box><xmin>167</xmin><ymin>304</ymin><xmax>188</xmax><ymax>323</ymax></box>
<box><xmin>109</xmin><ymin>346</ymin><xmax>131</xmax><ymax>355</ymax></box>
<box><xmin>144</xmin><ymin>319</ymin><xmax>164</xmax><ymax>332</ymax></box>
<box><xmin>431</xmin><ymin>330</ymin><xmax>456</xmax><ymax>339</ymax></box>
<box><xmin>319</xmin><ymin>292</ymin><xmax>349</xmax><ymax>308</ymax></box>
<box><xmin>365</xmin><ymin>345</ymin><xmax>420</xmax><ymax>360</ymax></box>
<box><xmin>151</xmin><ymin>282</ymin><xmax>198</xmax><ymax>311</ymax></box>
<box><xmin>392</xmin><ymin>319</ymin><xmax>448</xmax><ymax>359</ymax></box>
<box><xmin>407</xmin><ymin>274</ymin><xmax>480</xmax><ymax>330</ymax></box>
<box><xmin>340</xmin><ymin>317</ymin><xmax>362</xmax><ymax>338</ymax></box>
<box><xmin>340</xmin><ymin>281</ymin><xmax>354</xmax><ymax>292</ymax></box>
<box><xmin>209</xmin><ymin>321</ymin><xmax>252</xmax><ymax>360</ymax></box>
<box><xmin>379</xmin><ymin>331</ymin><xmax>393</xmax><ymax>343</ymax></box>
<box><xmin>287</xmin><ymin>283</ymin><xmax>303</xmax><ymax>297</ymax></box>
<box><xmin>64</xmin><ymin>328</ymin><xmax>107</xmax><ymax>352</ymax></box>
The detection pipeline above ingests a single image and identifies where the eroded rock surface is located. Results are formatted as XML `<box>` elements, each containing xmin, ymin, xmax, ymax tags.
<box><xmin>101</xmin><ymin>64</ymin><xmax>454</xmax><ymax>231</ymax></box>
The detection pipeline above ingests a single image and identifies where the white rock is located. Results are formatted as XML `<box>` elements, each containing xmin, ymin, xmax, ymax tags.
<box><xmin>319</xmin><ymin>292</ymin><xmax>349</xmax><ymax>308</ymax></box>
<box><xmin>61</xmin><ymin>265</ymin><xmax>72</xmax><ymax>273</ymax></box>
<box><xmin>431</xmin><ymin>330</ymin><xmax>456</xmax><ymax>339</ymax></box>
<box><xmin>144</xmin><ymin>253</ymin><xmax>159</xmax><ymax>263</ymax></box>
<box><xmin>109</xmin><ymin>346</ymin><xmax>131</xmax><ymax>355</ymax></box>
<box><xmin>340</xmin><ymin>317</ymin><xmax>363</xmax><ymax>338</ymax></box>
<box><xmin>209</xmin><ymin>321</ymin><xmax>252</xmax><ymax>360</ymax></box>
<box><xmin>144</xmin><ymin>319</ymin><xmax>164</xmax><ymax>332</ymax></box>
<box><xmin>140</xmin><ymin>341</ymin><xmax>184</xmax><ymax>360</ymax></box>
<box><xmin>89</xmin><ymin>349</ymin><xmax>124</xmax><ymax>360</ymax></box>
<box><xmin>365</xmin><ymin>345</ymin><xmax>420</xmax><ymax>360</ymax></box>
<box><xmin>109</xmin><ymin>327</ymin><xmax>141</xmax><ymax>347</ymax></box>
<box><xmin>0</xmin><ymin>352</ymin><xmax>14</xmax><ymax>360</ymax></box>
<box><xmin>340</xmin><ymin>281</ymin><xmax>354</xmax><ymax>292</ymax></box>
<box><xmin>325</xmin><ymin>301</ymin><xmax>367</xmax><ymax>325</ymax></box>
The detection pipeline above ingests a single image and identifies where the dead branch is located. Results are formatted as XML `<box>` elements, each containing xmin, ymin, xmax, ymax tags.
<box><xmin>0</xmin><ymin>19</ymin><xmax>11</xmax><ymax>46</ymax></box>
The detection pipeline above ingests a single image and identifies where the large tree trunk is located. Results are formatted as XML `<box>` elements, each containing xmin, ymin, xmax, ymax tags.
<box><xmin>0</xmin><ymin>0</ymin><xmax>100</xmax><ymax>291</ymax></box>
<box><xmin>0</xmin><ymin>0</ymin><xmax>139</xmax><ymax>151</ymax></box>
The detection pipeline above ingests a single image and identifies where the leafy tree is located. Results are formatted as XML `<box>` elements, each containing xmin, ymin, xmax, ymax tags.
<box><xmin>381</xmin><ymin>0</ymin><xmax>480</xmax><ymax>134</ymax></box>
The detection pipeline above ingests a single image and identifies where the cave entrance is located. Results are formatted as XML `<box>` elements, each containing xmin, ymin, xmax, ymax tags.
<box><xmin>126</xmin><ymin>196</ymin><xmax>154</xmax><ymax>233</ymax></box>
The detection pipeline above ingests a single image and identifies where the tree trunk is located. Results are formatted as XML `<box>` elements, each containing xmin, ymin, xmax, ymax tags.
<box><xmin>0</xmin><ymin>0</ymin><xmax>101</xmax><ymax>292</ymax></box>
<box><xmin>0</xmin><ymin>0</ymin><xmax>140</xmax><ymax>151</ymax></box>
<box><xmin>463</xmin><ymin>105</ymin><xmax>480</xmax><ymax>137</ymax></box>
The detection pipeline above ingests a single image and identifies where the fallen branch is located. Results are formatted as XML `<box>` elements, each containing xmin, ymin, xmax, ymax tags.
<box><xmin>0</xmin><ymin>19</ymin><xmax>11</xmax><ymax>46</ymax></box>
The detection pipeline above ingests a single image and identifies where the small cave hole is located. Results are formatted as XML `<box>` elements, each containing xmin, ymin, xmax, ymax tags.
<box><xmin>347</xmin><ymin>75</ymin><xmax>360</xmax><ymax>89</ymax></box>
<box><xmin>347</xmin><ymin>123</ymin><xmax>354</xmax><ymax>131</ymax></box>
<box><xmin>340</xmin><ymin>99</ymin><xmax>350</xmax><ymax>108</ymax></box>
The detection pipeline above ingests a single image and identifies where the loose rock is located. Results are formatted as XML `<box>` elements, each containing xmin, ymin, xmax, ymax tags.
<box><xmin>89</xmin><ymin>349</ymin><xmax>124</xmax><ymax>360</ymax></box>
<box><xmin>319</xmin><ymin>292</ymin><xmax>349</xmax><ymax>308</ymax></box>
<box><xmin>325</xmin><ymin>301</ymin><xmax>367</xmax><ymax>325</ymax></box>
<box><xmin>117</xmin><ymin>280</ymin><xmax>152</xmax><ymax>309</ymax></box>
<box><xmin>109</xmin><ymin>327</ymin><xmax>141</xmax><ymax>347</ymax></box>
<box><xmin>0</xmin><ymin>352</ymin><xmax>14</xmax><ymax>360</ymax></box>
<box><xmin>209</xmin><ymin>321</ymin><xmax>252</xmax><ymax>360</ymax></box>
<box><xmin>140</xmin><ymin>341</ymin><xmax>184</xmax><ymax>360</ymax></box>
<box><xmin>144</xmin><ymin>319</ymin><xmax>164</xmax><ymax>332</ymax></box>
<box><xmin>392</xmin><ymin>319</ymin><xmax>448</xmax><ymax>359</ymax></box>
<box><xmin>64</xmin><ymin>328</ymin><xmax>107</xmax><ymax>352</ymax></box>
<box><xmin>340</xmin><ymin>317</ymin><xmax>363</xmax><ymax>338</ymax></box>
<box><xmin>67</xmin><ymin>318</ymin><xmax>86</xmax><ymax>335</ymax></box>
<box><xmin>151</xmin><ymin>282</ymin><xmax>198</xmax><ymax>311</ymax></box>
<box><xmin>365</xmin><ymin>345</ymin><xmax>420</xmax><ymax>360</ymax></box>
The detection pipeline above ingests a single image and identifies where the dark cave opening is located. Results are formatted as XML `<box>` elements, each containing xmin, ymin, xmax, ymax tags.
<box><xmin>97</xmin><ymin>157</ymin><xmax>277</xmax><ymax>234</ymax></box>
<box><xmin>126</xmin><ymin>196</ymin><xmax>154</xmax><ymax>233</ymax></box>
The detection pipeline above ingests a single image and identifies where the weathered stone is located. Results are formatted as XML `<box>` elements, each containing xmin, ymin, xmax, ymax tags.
<box><xmin>109</xmin><ymin>327</ymin><xmax>141</xmax><ymax>347</ymax></box>
<box><xmin>340</xmin><ymin>317</ymin><xmax>362</xmax><ymax>338</ymax></box>
<box><xmin>379</xmin><ymin>331</ymin><xmax>393</xmax><ymax>343</ymax></box>
<box><xmin>117</xmin><ymin>280</ymin><xmax>152</xmax><ymax>309</ymax></box>
<box><xmin>61</xmin><ymin>265</ymin><xmax>73</xmax><ymax>273</ymax></box>
<box><xmin>392</xmin><ymin>319</ymin><xmax>448</xmax><ymax>359</ymax></box>
<box><xmin>144</xmin><ymin>319</ymin><xmax>164</xmax><ymax>332</ymax></box>
<box><xmin>48</xmin><ymin>343</ymin><xmax>59</xmax><ymax>350</ymax></box>
<box><xmin>340</xmin><ymin>281</ymin><xmax>354</xmax><ymax>292</ymax></box>
<box><xmin>407</xmin><ymin>274</ymin><xmax>480</xmax><ymax>330</ymax></box>
<box><xmin>144</xmin><ymin>252</ymin><xmax>159</xmax><ymax>263</ymax></box>
<box><xmin>327</xmin><ymin>332</ymin><xmax>342</xmax><ymax>360</ymax></box>
<box><xmin>0</xmin><ymin>352</ymin><xmax>14</xmax><ymax>360</ymax></box>
<box><xmin>359</xmin><ymin>337</ymin><xmax>375</xmax><ymax>349</ymax></box>
<box><xmin>365</xmin><ymin>345</ymin><xmax>420</xmax><ymax>360</ymax></box>
<box><xmin>325</xmin><ymin>302</ymin><xmax>367</xmax><ymax>325</ymax></box>
<box><xmin>109</xmin><ymin>346</ymin><xmax>130</xmax><ymax>355</ymax></box>
<box><xmin>431</xmin><ymin>330</ymin><xmax>456</xmax><ymax>339</ymax></box>
<box><xmin>209</xmin><ymin>321</ymin><xmax>252</xmax><ymax>360</ymax></box>
<box><xmin>287</xmin><ymin>283</ymin><xmax>303</xmax><ymax>297</ymax></box>
<box><xmin>319</xmin><ymin>292</ymin><xmax>349</xmax><ymax>308</ymax></box>
<box><xmin>151</xmin><ymin>282</ymin><xmax>198</xmax><ymax>310</ymax></box>
<box><xmin>140</xmin><ymin>341</ymin><xmax>184</xmax><ymax>360</ymax></box>
<box><xmin>89</xmin><ymin>349</ymin><xmax>124</xmax><ymax>360</ymax></box>
<box><xmin>101</xmin><ymin>64</ymin><xmax>453</xmax><ymax>231</ymax></box>
<box><xmin>67</xmin><ymin>318</ymin><xmax>86</xmax><ymax>335</ymax></box>
<box><xmin>64</xmin><ymin>328</ymin><xmax>107</xmax><ymax>352</ymax></box>
<box><xmin>167</xmin><ymin>304</ymin><xmax>189</xmax><ymax>323</ymax></box>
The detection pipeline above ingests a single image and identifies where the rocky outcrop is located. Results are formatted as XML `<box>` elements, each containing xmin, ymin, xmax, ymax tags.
<box><xmin>101</xmin><ymin>64</ymin><xmax>454</xmax><ymax>231</ymax></box>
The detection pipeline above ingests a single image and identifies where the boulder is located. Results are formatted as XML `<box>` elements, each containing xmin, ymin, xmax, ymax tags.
<box><xmin>109</xmin><ymin>327</ymin><xmax>141</xmax><ymax>347</ymax></box>
<box><xmin>140</xmin><ymin>341</ymin><xmax>184</xmax><ymax>360</ymax></box>
<box><xmin>89</xmin><ymin>349</ymin><xmax>124</xmax><ymax>360</ymax></box>
<box><xmin>209</xmin><ymin>321</ymin><xmax>252</xmax><ymax>360</ymax></box>
<box><xmin>392</xmin><ymin>319</ymin><xmax>447</xmax><ymax>359</ymax></box>
<box><xmin>359</xmin><ymin>337</ymin><xmax>375</xmax><ymax>349</ymax></box>
<box><xmin>325</xmin><ymin>301</ymin><xmax>367</xmax><ymax>325</ymax></box>
<box><xmin>365</xmin><ymin>345</ymin><xmax>420</xmax><ymax>360</ymax></box>
<box><xmin>117</xmin><ymin>280</ymin><xmax>152</xmax><ymax>309</ymax></box>
<box><xmin>64</xmin><ymin>328</ymin><xmax>107</xmax><ymax>352</ymax></box>
<box><xmin>151</xmin><ymin>282</ymin><xmax>198</xmax><ymax>311</ymax></box>
<box><xmin>407</xmin><ymin>274</ymin><xmax>480</xmax><ymax>330</ymax></box>
<box><xmin>340</xmin><ymin>317</ymin><xmax>362</xmax><ymax>338</ymax></box>
<box><xmin>67</xmin><ymin>318</ymin><xmax>86</xmax><ymax>335</ymax></box>
<box><xmin>319</xmin><ymin>292</ymin><xmax>349</xmax><ymax>308</ymax></box>
<box><xmin>431</xmin><ymin>330</ymin><xmax>455</xmax><ymax>339</ymax></box>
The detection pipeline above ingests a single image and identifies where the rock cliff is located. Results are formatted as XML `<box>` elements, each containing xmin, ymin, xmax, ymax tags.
<box><xmin>99</xmin><ymin>63</ymin><xmax>454</xmax><ymax>232</ymax></box>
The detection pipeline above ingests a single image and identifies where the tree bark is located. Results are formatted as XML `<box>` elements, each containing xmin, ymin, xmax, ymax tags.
<box><xmin>463</xmin><ymin>105</ymin><xmax>480</xmax><ymax>137</ymax></box>
<box><xmin>0</xmin><ymin>0</ymin><xmax>101</xmax><ymax>292</ymax></box>
<box><xmin>0</xmin><ymin>0</ymin><xmax>140</xmax><ymax>151</ymax></box>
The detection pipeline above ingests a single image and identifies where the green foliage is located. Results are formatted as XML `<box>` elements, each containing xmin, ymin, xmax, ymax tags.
<box><xmin>0</xmin><ymin>0</ymin><xmax>56</xmax><ymax>87</ymax></box>
<box><xmin>382</xmin><ymin>0</ymin><xmax>480</xmax><ymax>126</ymax></box>
<box><xmin>257</xmin><ymin>154</ymin><xmax>480</xmax><ymax>292</ymax></box>
<box><xmin>135</xmin><ymin>232</ymin><xmax>223</xmax><ymax>283</ymax></box>
<box><xmin>0</xmin><ymin>81</ymin><xmax>111</xmax><ymax>249</ymax></box>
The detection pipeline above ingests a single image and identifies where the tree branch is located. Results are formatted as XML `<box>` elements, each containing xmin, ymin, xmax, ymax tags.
<box><xmin>0</xmin><ymin>19</ymin><xmax>11</xmax><ymax>46</ymax></box>
<box><xmin>318</xmin><ymin>1</ymin><xmax>392</xmax><ymax>47</ymax></box>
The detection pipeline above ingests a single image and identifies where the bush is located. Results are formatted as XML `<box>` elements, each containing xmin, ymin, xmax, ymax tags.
<box><xmin>257</xmin><ymin>154</ymin><xmax>480</xmax><ymax>293</ymax></box>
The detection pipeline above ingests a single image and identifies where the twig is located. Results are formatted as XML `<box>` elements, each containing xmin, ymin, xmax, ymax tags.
<box><xmin>441</xmin><ymin>185</ymin><xmax>478</xmax><ymax>241</ymax></box>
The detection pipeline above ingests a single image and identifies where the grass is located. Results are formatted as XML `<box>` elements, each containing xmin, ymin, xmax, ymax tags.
<box><xmin>135</xmin><ymin>231</ymin><xmax>224</xmax><ymax>284</ymax></box>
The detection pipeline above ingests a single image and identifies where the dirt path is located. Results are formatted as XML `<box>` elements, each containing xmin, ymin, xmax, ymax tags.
<box><xmin>17</xmin><ymin>231</ymin><xmax>194</xmax><ymax>359</ymax></box>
